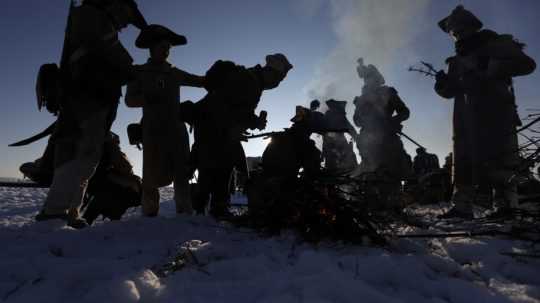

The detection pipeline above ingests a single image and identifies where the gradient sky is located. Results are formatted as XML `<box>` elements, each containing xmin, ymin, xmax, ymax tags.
<box><xmin>1</xmin><ymin>0</ymin><xmax>539</xmax><ymax>178</ymax></box>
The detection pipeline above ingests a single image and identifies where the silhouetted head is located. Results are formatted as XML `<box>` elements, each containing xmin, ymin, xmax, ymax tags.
<box><xmin>262</xmin><ymin>53</ymin><xmax>293</xmax><ymax>89</ymax></box>
<box><xmin>416</xmin><ymin>147</ymin><xmax>426</xmax><ymax>155</ymax></box>
<box><xmin>438</xmin><ymin>5</ymin><xmax>482</xmax><ymax>41</ymax></box>
<box><xmin>325</xmin><ymin>99</ymin><xmax>347</xmax><ymax>113</ymax></box>
<box><xmin>135</xmin><ymin>24</ymin><xmax>187</xmax><ymax>63</ymax></box>
<box><xmin>310</xmin><ymin>100</ymin><xmax>320</xmax><ymax>111</ymax></box>
<box><xmin>85</xmin><ymin>0</ymin><xmax>147</xmax><ymax>30</ymax></box>
<box><xmin>290</xmin><ymin>106</ymin><xmax>309</xmax><ymax>123</ymax></box>
<box><xmin>357</xmin><ymin>58</ymin><xmax>385</xmax><ymax>87</ymax></box>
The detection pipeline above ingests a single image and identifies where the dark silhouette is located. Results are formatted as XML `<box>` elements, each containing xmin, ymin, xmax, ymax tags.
<box><xmin>435</xmin><ymin>5</ymin><xmax>536</xmax><ymax>218</ymax></box>
<box><xmin>125</xmin><ymin>24</ymin><xmax>206</xmax><ymax>217</ymax></box>
<box><xmin>191</xmin><ymin>54</ymin><xmax>292</xmax><ymax>218</ymax></box>
<box><xmin>353</xmin><ymin>58</ymin><xmax>412</xmax><ymax>207</ymax></box>
<box><xmin>37</xmin><ymin>0</ymin><xmax>147</xmax><ymax>228</ymax></box>
<box><xmin>413</xmin><ymin>148</ymin><xmax>440</xmax><ymax>177</ymax></box>
<box><xmin>321</xmin><ymin>100</ymin><xmax>358</xmax><ymax>174</ymax></box>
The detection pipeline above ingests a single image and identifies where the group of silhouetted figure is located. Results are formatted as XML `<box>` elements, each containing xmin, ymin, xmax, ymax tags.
<box><xmin>13</xmin><ymin>1</ymin><xmax>536</xmax><ymax>228</ymax></box>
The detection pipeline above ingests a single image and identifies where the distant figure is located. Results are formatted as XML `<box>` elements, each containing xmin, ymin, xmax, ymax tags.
<box><xmin>411</xmin><ymin>148</ymin><xmax>444</xmax><ymax>205</ymax></box>
<box><xmin>125</xmin><ymin>24</ymin><xmax>206</xmax><ymax>217</ymax></box>
<box><xmin>322</xmin><ymin>100</ymin><xmax>358</xmax><ymax>174</ymax></box>
<box><xmin>37</xmin><ymin>0</ymin><xmax>147</xmax><ymax>228</ymax></box>
<box><xmin>435</xmin><ymin>5</ymin><xmax>536</xmax><ymax>218</ymax></box>
<box><xmin>413</xmin><ymin>148</ymin><xmax>440</xmax><ymax>177</ymax></box>
<box><xmin>191</xmin><ymin>54</ymin><xmax>292</xmax><ymax>218</ymax></box>
<box><xmin>353</xmin><ymin>58</ymin><xmax>411</xmax><ymax>182</ymax></box>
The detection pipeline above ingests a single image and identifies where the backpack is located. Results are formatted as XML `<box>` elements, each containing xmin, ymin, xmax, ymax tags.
<box><xmin>204</xmin><ymin>60</ymin><xmax>246</xmax><ymax>92</ymax></box>
<box><xmin>36</xmin><ymin>63</ymin><xmax>62</xmax><ymax>115</ymax></box>
<box><xmin>35</xmin><ymin>2</ymin><xmax>74</xmax><ymax>115</ymax></box>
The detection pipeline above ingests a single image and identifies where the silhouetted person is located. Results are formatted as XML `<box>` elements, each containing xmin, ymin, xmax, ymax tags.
<box><xmin>125</xmin><ymin>24</ymin><xmax>206</xmax><ymax>217</ymax></box>
<box><xmin>353</xmin><ymin>58</ymin><xmax>411</xmax><ymax>183</ymax></box>
<box><xmin>435</xmin><ymin>5</ymin><xmax>536</xmax><ymax>218</ymax></box>
<box><xmin>262</xmin><ymin>106</ymin><xmax>324</xmax><ymax>180</ymax></box>
<box><xmin>37</xmin><ymin>0</ymin><xmax>147</xmax><ymax>228</ymax></box>
<box><xmin>413</xmin><ymin>147</ymin><xmax>440</xmax><ymax>177</ymax></box>
<box><xmin>322</xmin><ymin>100</ymin><xmax>357</xmax><ymax>173</ymax></box>
<box><xmin>192</xmin><ymin>54</ymin><xmax>292</xmax><ymax>218</ymax></box>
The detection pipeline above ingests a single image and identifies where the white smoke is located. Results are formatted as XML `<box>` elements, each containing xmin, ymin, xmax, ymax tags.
<box><xmin>304</xmin><ymin>0</ymin><xmax>432</xmax><ymax>103</ymax></box>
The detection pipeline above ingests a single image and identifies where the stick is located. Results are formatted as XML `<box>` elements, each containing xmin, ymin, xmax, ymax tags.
<box><xmin>398</xmin><ymin>131</ymin><xmax>426</xmax><ymax>150</ymax></box>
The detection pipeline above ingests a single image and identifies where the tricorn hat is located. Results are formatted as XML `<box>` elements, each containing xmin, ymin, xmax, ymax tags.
<box><xmin>135</xmin><ymin>24</ymin><xmax>187</xmax><ymax>49</ymax></box>
<box><xmin>326</xmin><ymin>99</ymin><xmax>347</xmax><ymax>111</ymax></box>
<box><xmin>265</xmin><ymin>53</ymin><xmax>293</xmax><ymax>75</ymax></box>
<box><xmin>291</xmin><ymin>106</ymin><xmax>309</xmax><ymax>123</ymax></box>
<box><xmin>84</xmin><ymin>0</ymin><xmax>147</xmax><ymax>29</ymax></box>
<box><xmin>438</xmin><ymin>5</ymin><xmax>483</xmax><ymax>33</ymax></box>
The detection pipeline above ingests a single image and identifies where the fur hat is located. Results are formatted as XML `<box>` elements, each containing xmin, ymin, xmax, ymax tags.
<box><xmin>438</xmin><ymin>5</ymin><xmax>483</xmax><ymax>33</ymax></box>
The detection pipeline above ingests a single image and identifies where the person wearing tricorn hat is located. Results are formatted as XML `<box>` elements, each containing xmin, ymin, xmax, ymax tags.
<box><xmin>353</xmin><ymin>58</ymin><xmax>412</xmax><ymax>205</ymax></box>
<box><xmin>322</xmin><ymin>99</ymin><xmax>357</xmax><ymax>173</ymax></box>
<box><xmin>36</xmin><ymin>0</ymin><xmax>147</xmax><ymax>228</ymax></box>
<box><xmin>435</xmin><ymin>5</ymin><xmax>536</xmax><ymax>219</ymax></box>
<box><xmin>191</xmin><ymin>53</ymin><xmax>292</xmax><ymax>218</ymax></box>
<box><xmin>125</xmin><ymin>24</ymin><xmax>206</xmax><ymax>217</ymax></box>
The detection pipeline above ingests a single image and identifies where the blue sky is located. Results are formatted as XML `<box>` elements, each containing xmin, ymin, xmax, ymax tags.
<box><xmin>1</xmin><ymin>0</ymin><xmax>539</xmax><ymax>178</ymax></box>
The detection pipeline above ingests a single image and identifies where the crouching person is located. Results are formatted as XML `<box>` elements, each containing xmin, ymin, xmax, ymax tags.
<box><xmin>125</xmin><ymin>24</ymin><xmax>206</xmax><ymax>217</ymax></box>
<box><xmin>23</xmin><ymin>131</ymin><xmax>141</xmax><ymax>225</ymax></box>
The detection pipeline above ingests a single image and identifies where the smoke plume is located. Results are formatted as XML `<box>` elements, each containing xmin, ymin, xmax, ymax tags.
<box><xmin>304</xmin><ymin>0</ymin><xmax>431</xmax><ymax>103</ymax></box>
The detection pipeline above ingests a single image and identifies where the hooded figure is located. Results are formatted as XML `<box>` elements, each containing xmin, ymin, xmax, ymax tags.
<box><xmin>435</xmin><ymin>5</ymin><xmax>536</xmax><ymax>218</ymax></box>
<box><xmin>191</xmin><ymin>54</ymin><xmax>292</xmax><ymax>218</ymax></box>
<box><xmin>353</xmin><ymin>58</ymin><xmax>411</xmax><ymax>180</ymax></box>
<box><xmin>321</xmin><ymin>100</ymin><xmax>358</xmax><ymax>173</ymax></box>
<box><xmin>125</xmin><ymin>24</ymin><xmax>206</xmax><ymax>216</ymax></box>
<box><xmin>37</xmin><ymin>0</ymin><xmax>147</xmax><ymax>228</ymax></box>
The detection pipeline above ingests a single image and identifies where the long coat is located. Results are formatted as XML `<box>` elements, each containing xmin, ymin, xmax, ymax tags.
<box><xmin>353</xmin><ymin>86</ymin><xmax>411</xmax><ymax>178</ymax></box>
<box><xmin>435</xmin><ymin>29</ymin><xmax>536</xmax><ymax>188</ymax></box>
<box><xmin>126</xmin><ymin>60</ymin><xmax>205</xmax><ymax>187</ymax></box>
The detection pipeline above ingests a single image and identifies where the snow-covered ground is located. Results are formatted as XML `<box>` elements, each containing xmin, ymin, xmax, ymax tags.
<box><xmin>1</xmin><ymin>186</ymin><xmax>539</xmax><ymax>303</ymax></box>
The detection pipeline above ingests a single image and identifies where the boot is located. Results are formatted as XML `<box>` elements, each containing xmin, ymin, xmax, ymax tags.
<box><xmin>438</xmin><ymin>186</ymin><xmax>474</xmax><ymax>219</ymax></box>
<box><xmin>35</xmin><ymin>210</ymin><xmax>68</xmax><ymax>221</ymax></box>
<box><xmin>67</xmin><ymin>208</ymin><xmax>88</xmax><ymax>229</ymax></box>
<box><xmin>488</xmin><ymin>185</ymin><xmax>517</xmax><ymax>219</ymax></box>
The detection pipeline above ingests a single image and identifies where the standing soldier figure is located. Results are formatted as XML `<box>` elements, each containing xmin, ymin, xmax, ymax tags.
<box><xmin>322</xmin><ymin>100</ymin><xmax>358</xmax><ymax>174</ymax></box>
<box><xmin>36</xmin><ymin>0</ymin><xmax>147</xmax><ymax>228</ymax></box>
<box><xmin>353</xmin><ymin>58</ymin><xmax>411</xmax><ymax>182</ymax></box>
<box><xmin>125</xmin><ymin>24</ymin><xmax>206</xmax><ymax>217</ymax></box>
<box><xmin>192</xmin><ymin>54</ymin><xmax>292</xmax><ymax>218</ymax></box>
<box><xmin>413</xmin><ymin>147</ymin><xmax>440</xmax><ymax>178</ymax></box>
<box><xmin>435</xmin><ymin>5</ymin><xmax>536</xmax><ymax>218</ymax></box>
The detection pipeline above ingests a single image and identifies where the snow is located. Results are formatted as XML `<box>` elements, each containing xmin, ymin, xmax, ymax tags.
<box><xmin>0</xmin><ymin>186</ymin><xmax>539</xmax><ymax>303</ymax></box>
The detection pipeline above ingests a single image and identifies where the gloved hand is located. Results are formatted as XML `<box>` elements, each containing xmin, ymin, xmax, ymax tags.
<box><xmin>255</xmin><ymin>111</ymin><xmax>268</xmax><ymax>131</ymax></box>
<box><xmin>435</xmin><ymin>70</ymin><xmax>448</xmax><ymax>83</ymax></box>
